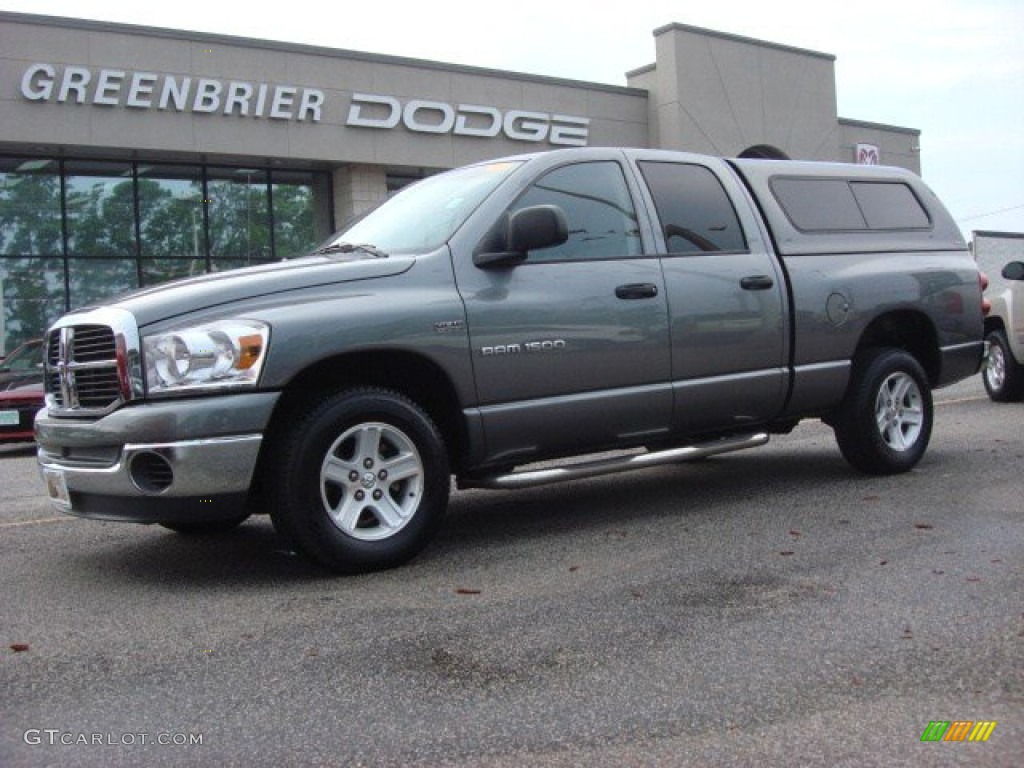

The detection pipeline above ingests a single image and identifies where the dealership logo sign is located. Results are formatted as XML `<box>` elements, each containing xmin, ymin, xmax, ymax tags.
<box><xmin>856</xmin><ymin>143</ymin><xmax>880</xmax><ymax>165</ymax></box>
<box><xmin>18</xmin><ymin>64</ymin><xmax>590</xmax><ymax>146</ymax></box>
<box><xmin>346</xmin><ymin>93</ymin><xmax>590</xmax><ymax>146</ymax></box>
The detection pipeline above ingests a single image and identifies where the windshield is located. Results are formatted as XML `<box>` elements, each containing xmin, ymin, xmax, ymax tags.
<box><xmin>326</xmin><ymin>161</ymin><xmax>523</xmax><ymax>255</ymax></box>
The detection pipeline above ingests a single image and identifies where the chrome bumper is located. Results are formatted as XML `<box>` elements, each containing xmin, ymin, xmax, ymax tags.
<box><xmin>38</xmin><ymin>434</ymin><xmax>262</xmax><ymax>499</ymax></box>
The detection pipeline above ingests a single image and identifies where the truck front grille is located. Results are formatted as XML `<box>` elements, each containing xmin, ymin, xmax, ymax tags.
<box><xmin>44</xmin><ymin>310</ymin><xmax>142</xmax><ymax>417</ymax></box>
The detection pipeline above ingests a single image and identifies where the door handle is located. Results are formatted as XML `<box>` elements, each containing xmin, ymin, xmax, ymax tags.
<box><xmin>740</xmin><ymin>275</ymin><xmax>774</xmax><ymax>291</ymax></box>
<box><xmin>615</xmin><ymin>283</ymin><xmax>659</xmax><ymax>300</ymax></box>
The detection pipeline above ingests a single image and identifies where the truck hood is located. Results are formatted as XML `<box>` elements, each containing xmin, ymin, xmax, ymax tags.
<box><xmin>100</xmin><ymin>254</ymin><xmax>416</xmax><ymax>327</ymax></box>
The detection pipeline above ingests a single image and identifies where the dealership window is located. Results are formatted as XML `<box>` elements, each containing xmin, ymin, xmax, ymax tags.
<box><xmin>0</xmin><ymin>155</ymin><xmax>332</xmax><ymax>354</ymax></box>
<box><xmin>272</xmin><ymin>170</ymin><xmax>323</xmax><ymax>257</ymax></box>
<box><xmin>0</xmin><ymin>258</ymin><xmax>65</xmax><ymax>356</ymax></box>
<box><xmin>208</xmin><ymin>168</ymin><xmax>272</xmax><ymax>262</ymax></box>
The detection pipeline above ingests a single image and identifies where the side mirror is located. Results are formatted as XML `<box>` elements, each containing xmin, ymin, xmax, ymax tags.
<box><xmin>474</xmin><ymin>205</ymin><xmax>569</xmax><ymax>268</ymax></box>
<box><xmin>1001</xmin><ymin>261</ymin><xmax>1024</xmax><ymax>281</ymax></box>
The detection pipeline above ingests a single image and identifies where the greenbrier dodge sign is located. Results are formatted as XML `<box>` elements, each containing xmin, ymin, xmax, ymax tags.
<box><xmin>19</xmin><ymin>63</ymin><xmax>591</xmax><ymax>146</ymax></box>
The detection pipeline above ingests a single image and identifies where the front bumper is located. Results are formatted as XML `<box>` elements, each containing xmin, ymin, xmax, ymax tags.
<box><xmin>35</xmin><ymin>392</ymin><xmax>279</xmax><ymax>523</ymax></box>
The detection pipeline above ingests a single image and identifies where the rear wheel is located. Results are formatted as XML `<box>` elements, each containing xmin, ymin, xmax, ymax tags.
<box><xmin>269</xmin><ymin>388</ymin><xmax>449</xmax><ymax>573</ymax></box>
<box><xmin>832</xmin><ymin>348</ymin><xmax>933</xmax><ymax>475</ymax></box>
<box><xmin>983</xmin><ymin>329</ymin><xmax>1024</xmax><ymax>402</ymax></box>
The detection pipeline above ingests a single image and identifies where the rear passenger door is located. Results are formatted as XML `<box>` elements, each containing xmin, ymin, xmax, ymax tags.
<box><xmin>634</xmin><ymin>159</ymin><xmax>789</xmax><ymax>434</ymax></box>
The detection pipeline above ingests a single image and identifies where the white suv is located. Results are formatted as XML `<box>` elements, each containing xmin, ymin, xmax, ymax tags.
<box><xmin>982</xmin><ymin>259</ymin><xmax>1024</xmax><ymax>401</ymax></box>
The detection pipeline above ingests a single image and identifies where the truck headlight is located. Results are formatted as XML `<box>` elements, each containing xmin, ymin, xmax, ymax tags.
<box><xmin>143</xmin><ymin>320</ymin><xmax>269</xmax><ymax>395</ymax></box>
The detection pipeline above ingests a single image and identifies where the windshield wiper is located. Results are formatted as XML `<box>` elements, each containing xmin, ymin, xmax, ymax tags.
<box><xmin>313</xmin><ymin>242</ymin><xmax>389</xmax><ymax>259</ymax></box>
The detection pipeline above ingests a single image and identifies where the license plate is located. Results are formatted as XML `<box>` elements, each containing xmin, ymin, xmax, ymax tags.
<box><xmin>43</xmin><ymin>468</ymin><xmax>71</xmax><ymax>510</ymax></box>
<box><xmin>0</xmin><ymin>410</ymin><xmax>19</xmax><ymax>427</ymax></box>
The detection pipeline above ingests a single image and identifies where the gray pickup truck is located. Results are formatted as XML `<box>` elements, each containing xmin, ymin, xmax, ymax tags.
<box><xmin>36</xmin><ymin>148</ymin><xmax>985</xmax><ymax>572</ymax></box>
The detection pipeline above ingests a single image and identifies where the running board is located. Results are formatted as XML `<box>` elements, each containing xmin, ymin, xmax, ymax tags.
<box><xmin>460</xmin><ymin>432</ymin><xmax>769</xmax><ymax>490</ymax></box>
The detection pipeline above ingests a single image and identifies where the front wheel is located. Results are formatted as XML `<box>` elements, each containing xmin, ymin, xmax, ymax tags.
<box><xmin>832</xmin><ymin>348</ymin><xmax>933</xmax><ymax>475</ymax></box>
<box><xmin>982</xmin><ymin>329</ymin><xmax>1024</xmax><ymax>402</ymax></box>
<box><xmin>268</xmin><ymin>388</ymin><xmax>450</xmax><ymax>573</ymax></box>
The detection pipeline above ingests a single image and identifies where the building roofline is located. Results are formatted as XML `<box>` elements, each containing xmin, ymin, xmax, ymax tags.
<box><xmin>839</xmin><ymin>117</ymin><xmax>921</xmax><ymax>136</ymax></box>
<box><xmin>0</xmin><ymin>10</ymin><xmax>648</xmax><ymax>97</ymax></box>
<box><xmin>653</xmin><ymin>23</ymin><xmax>836</xmax><ymax>62</ymax></box>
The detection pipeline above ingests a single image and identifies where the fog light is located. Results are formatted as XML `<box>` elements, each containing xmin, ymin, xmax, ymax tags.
<box><xmin>130</xmin><ymin>451</ymin><xmax>174</xmax><ymax>494</ymax></box>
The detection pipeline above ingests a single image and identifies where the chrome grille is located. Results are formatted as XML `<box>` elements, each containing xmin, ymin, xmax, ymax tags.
<box><xmin>44</xmin><ymin>310</ymin><xmax>141</xmax><ymax>416</ymax></box>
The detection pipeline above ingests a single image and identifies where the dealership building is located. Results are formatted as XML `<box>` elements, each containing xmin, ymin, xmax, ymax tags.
<box><xmin>0</xmin><ymin>11</ymin><xmax>921</xmax><ymax>353</ymax></box>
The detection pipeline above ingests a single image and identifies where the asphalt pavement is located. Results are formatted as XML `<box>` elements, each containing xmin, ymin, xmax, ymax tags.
<box><xmin>1</xmin><ymin>375</ymin><xmax>1021</xmax><ymax>767</ymax></box>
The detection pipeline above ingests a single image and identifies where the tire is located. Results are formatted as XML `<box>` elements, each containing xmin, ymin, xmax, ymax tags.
<box><xmin>160</xmin><ymin>514</ymin><xmax>250</xmax><ymax>535</ymax></box>
<box><xmin>832</xmin><ymin>348</ymin><xmax>933</xmax><ymax>475</ymax></box>
<box><xmin>982</xmin><ymin>330</ymin><xmax>1024</xmax><ymax>402</ymax></box>
<box><xmin>268</xmin><ymin>388</ymin><xmax>449</xmax><ymax>573</ymax></box>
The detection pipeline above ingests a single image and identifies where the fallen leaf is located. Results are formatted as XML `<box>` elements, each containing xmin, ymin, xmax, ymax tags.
<box><xmin>569</xmin><ymin>565</ymin><xmax>580</xmax><ymax>573</ymax></box>
<box><xmin>789</xmin><ymin>530</ymin><xmax>802</xmax><ymax>538</ymax></box>
<box><xmin>879</xmin><ymin>560</ymin><xmax>888</xmax><ymax>566</ymax></box>
<box><xmin>914</xmin><ymin>523</ymin><xmax>934</xmax><ymax>530</ymax></box>
<box><xmin>10</xmin><ymin>643</ymin><xmax>29</xmax><ymax>653</ymax></box>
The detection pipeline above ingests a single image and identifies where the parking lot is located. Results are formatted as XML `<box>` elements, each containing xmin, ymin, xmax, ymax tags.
<box><xmin>1</xmin><ymin>376</ymin><xmax>1021</xmax><ymax>767</ymax></box>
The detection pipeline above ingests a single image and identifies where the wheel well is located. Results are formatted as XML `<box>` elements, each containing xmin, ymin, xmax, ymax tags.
<box><xmin>262</xmin><ymin>351</ymin><xmax>468</xmax><ymax>473</ymax></box>
<box><xmin>984</xmin><ymin>315</ymin><xmax>1006</xmax><ymax>335</ymax></box>
<box><xmin>856</xmin><ymin>311</ymin><xmax>941</xmax><ymax>384</ymax></box>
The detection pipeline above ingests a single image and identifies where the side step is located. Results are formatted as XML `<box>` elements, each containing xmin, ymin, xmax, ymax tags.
<box><xmin>460</xmin><ymin>432</ymin><xmax>769</xmax><ymax>490</ymax></box>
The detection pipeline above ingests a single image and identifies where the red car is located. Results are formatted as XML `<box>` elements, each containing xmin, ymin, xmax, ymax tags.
<box><xmin>0</xmin><ymin>382</ymin><xmax>44</xmax><ymax>444</ymax></box>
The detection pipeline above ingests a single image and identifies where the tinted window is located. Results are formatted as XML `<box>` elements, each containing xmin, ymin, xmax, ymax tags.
<box><xmin>639</xmin><ymin>162</ymin><xmax>747</xmax><ymax>253</ymax></box>
<box><xmin>771</xmin><ymin>178</ymin><xmax>866</xmax><ymax>231</ymax></box>
<box><xmin>513</xmin><ymin>162</ymin><xmax>642</xmax><ymax>261</ymax></box>
<box><xmin>771</xmin><ymin>177</ymin><xmax>932</xmax><ymax>232</ymax></box>
<box><xmin>851</xmin><ymin>182</ymin><xmax>930</xmax><ymax>229</ymax></box>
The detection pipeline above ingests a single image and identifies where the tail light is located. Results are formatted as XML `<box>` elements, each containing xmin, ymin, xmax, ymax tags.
<box><xmin>979</xmin><ymin>271</ymin><xmax>991</xmax><ymax>316</ymax></box>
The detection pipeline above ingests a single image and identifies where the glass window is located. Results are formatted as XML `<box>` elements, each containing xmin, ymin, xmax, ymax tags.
<box><xmin>210</xmin><ymin>258</ymin><xmax>276</xmax><ymax>274</ymax></box>
<box><xmin>0</xmin><ymin>158</ymin><xmax>63</xmax><ymax>256</ymax></box>
<box><xmin>65</xmin><ymin>161</ymin><xmax>137</xmax><ymax>257</ymax></box>
<box><xmin>68</xmin><ymin>259</ymin><xmax>137</xmax><ymax>310</ymax></box>
<box><xmin>138</xmin><ymin>165</ymin><xmax>206</xmax><ymax>259</ymax></box>
<box><xmin>272</xmin><ymin>171</ymin><xmax>318</xmax><ymax>258</ymax></box>
<box><xmin>0</xmin><ymin>258</ymin><xmax>65</xmax><ymax>353</ymax></box>
<box><xmin>335</xmin><ymin>161</ymin><xmax>521</xmax><ymax>255</ymax></box>
<box><xmin>141</xmin><ymin>259</ymin><xmax>207</xmax><ymax>287</ymax></box>
<box><xmin>207</xmin><ymin>168</ymin><xmax>271</xmax><ymax>260</ymax></box>
<box><xmin>513</xmin><ymin>162</ymin><xmax>642</xmax><ymax>262</ymax></box>
<box><xmin>639</xmin><ymin>162</ymin><xmax>747</xmax><ymax>253</ymax></box>
<box><xmin>771</xmin><ymin>178</ymin><xmax>867</xmax><ymax>232</ymax></box>
<box><xmin>851</xmin><ymin>182</ymin><xmax>931</xmax><ymax>230</ymax></box>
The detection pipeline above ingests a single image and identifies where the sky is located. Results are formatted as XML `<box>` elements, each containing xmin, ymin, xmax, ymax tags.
<box><xmin>2</xmin><ymin>0</ymin><xmax>1022</xmax><ymax>238</ymax></box>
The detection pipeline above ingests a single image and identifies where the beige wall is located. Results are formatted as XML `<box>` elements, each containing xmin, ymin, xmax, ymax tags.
<box><xmin>0</xmin><ymin>13</ymin><xmax>649</xmax><ymax>172</ymax></box>
<box><xmin>632</xmin><ymin>23</ymin><xmax>841</xmax><ymax>161</ymax></box>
